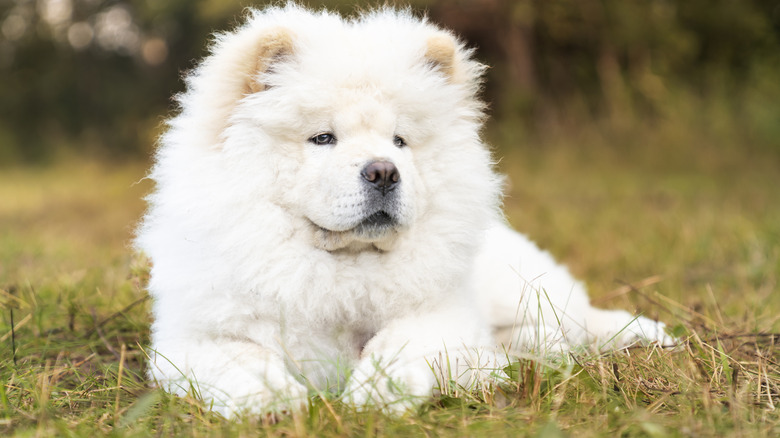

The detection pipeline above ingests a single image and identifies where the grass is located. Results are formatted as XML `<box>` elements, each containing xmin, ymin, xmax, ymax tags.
<box><xmin>1</xmin><ymin>122</ymin><xmax>779</xmax><ymax>436</ymax></box>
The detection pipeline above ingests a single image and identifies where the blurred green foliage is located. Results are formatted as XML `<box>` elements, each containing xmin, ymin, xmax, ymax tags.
<box><xmin>0</xmin><ymin>0</ymin><xmax>778</xmax><ymax>163</ymax></box>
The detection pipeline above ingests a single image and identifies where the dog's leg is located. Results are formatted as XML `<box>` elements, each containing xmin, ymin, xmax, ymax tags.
<box><xmin>493</xmin><ymin>323</ymin><xmax>572</xmax><ymax>354</ymax></box>
<box><xmin>580</xmin><ymin>307</ymin><xmax>676</xmax><ymax>349</ymax></box>
<box><xmin>473</xmin><ymin>222</ymin><xmax>675</xmax><ymax>352</ymax></box>
<box><xmin>343</xmin><ymin>305</ymin><xmax>503</xmax><ymax>412</ymax></box>
<box><xmin>148</xmin><ymin>338</ymin><xmax>308</xmax><ymax>418</ymax></box>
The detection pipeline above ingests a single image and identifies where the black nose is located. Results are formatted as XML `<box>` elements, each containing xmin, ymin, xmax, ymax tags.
<box><xmin>361</xmin><ymin>160</ymin><xmax>400</xmax><ymax>195</ymax></box>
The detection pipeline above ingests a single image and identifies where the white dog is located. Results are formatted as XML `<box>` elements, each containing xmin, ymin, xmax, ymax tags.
<box><xmin>136</xmin><ymin>4</ymin><xmax>673</xmax><ymax>417</ymax></box>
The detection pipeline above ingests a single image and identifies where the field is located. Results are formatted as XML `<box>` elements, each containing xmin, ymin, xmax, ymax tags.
<box><xmin>1</xmin><ymin>124</ymin><xmax>779</xmax><ymax>436</ymax></box>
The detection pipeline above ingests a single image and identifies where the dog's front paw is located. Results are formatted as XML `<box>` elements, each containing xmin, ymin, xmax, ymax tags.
<box><xmin>206</xmin><ymin>375</ymin><xmax>310</xmax><ymax>418</ymax></box>
<box><xmin>343</xmin><ymin>356</ymin><xmax>434</xmax><ymax>414</ymax></box>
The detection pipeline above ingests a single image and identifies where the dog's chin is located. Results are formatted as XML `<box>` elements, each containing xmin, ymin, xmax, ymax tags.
<box><xmin>311</xmin><ymin>212</ymin><xmax>403</xmax><ymax>252</ymax></box>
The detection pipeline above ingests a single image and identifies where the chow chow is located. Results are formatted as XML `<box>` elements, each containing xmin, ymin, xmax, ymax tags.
<box><xmin>136</xmin><ymin>4</ymin><xmax>673</xmax><ymax>417</ymax></box>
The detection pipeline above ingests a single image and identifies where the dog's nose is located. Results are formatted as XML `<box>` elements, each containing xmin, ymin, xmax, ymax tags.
<box><xmin>361</xmin><ymin>160</ymin><xmax>400</xmax><ymax>195</ymax></box>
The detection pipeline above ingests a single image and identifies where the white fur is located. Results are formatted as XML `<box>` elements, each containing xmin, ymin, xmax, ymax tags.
<box><xmin>136</xmin><ymin>4</ymin><xmax>673</xmax><ymax>417</ymax></box>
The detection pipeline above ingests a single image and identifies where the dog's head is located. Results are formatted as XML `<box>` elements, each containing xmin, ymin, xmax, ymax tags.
<box><xmin>182</xmin><ymin>5</ymin><xmax>494</xmax><ymax>252</ymax></box>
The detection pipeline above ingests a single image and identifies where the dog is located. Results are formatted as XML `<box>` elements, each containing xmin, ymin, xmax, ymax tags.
<box><xmin>136</xmin><ymin>4</ymin><xmax>673</xmax><ymax>417</ymax></box>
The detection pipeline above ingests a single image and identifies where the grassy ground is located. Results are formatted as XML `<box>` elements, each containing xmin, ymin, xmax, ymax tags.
<box><xmin>1</xmin><ymin>125</ymin><xmax>779</xmax><ymax>436</ymax></box>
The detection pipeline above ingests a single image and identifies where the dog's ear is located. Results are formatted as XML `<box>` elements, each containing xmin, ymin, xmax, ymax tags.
<box><xmin>247</xmin><ymin>27</ymin><xmax>295</xmax><ymax>93</ymax></box>
<box><xmin>187</xmin><ymin>25</ymin><xmax>296</xmax><ymax>145</ymax></box>
<box><xmin>425</xmin><ymin>33</ymin><xmax>464</xmax><ymax>84</ymax></box>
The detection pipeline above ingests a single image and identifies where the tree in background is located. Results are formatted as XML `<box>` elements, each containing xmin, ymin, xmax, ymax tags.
<box><xmin>1</xmin><ymin>0</ymin><xmax>778</xmax><ymax>162</ymax></box>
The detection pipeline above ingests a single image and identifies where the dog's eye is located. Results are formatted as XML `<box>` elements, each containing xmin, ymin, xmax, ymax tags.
<box><xmin>309</xmin><ymin>133</ymin><xmax>337</xmax><ymax>145</ymax></box>
<box><xmin>393</xmin><ymin>135</ymin><xmax>407</xmax><ymax>148</ymax></box>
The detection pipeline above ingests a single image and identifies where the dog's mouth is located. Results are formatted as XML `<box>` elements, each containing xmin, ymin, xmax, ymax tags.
<box><xmin>312</xmin><ymin>210</ymin><xmax>398</xmax><ymax>235</ymax></box>
<box><xmin>309</xmin><ymin>210</ymin><xmax>402</xmax><ymax>251</ymax></box>
<box><xmin>356</xmin><ymin>210</ymin><xmax>396</xmax><ymax>230</ymax></box>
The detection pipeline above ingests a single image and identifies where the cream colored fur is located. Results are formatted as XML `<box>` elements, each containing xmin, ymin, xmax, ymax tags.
<box><xmin>136</xmin><ymin>4</ymin><xmax>673</xmax><ymax>417</ymax></box>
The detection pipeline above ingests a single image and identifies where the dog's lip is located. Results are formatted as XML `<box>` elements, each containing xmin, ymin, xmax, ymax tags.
<box><xmin>358</xmin><ymin>211</ymin><xmax>395</xmax><ymax>228</ymax></box>
<box><xmin>309</xmin><ymin>210</ymin><xmax>398</xmax><ymax>233</ymax></box>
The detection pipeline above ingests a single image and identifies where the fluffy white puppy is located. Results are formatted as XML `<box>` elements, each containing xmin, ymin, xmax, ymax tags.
<box><xmin>136</xmin><ymin>4</ymin><xmax>673</xmax><ymax>416</ymax></box>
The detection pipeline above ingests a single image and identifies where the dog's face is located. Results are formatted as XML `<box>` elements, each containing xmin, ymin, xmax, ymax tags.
<box><xmin>219</xmin><ymin>16</ymin><xmax>486</xmax><ymax>252</ymax></box>
<box><xmin>289</xmin><ymin>92</ymin><xmax>420</xmax><ymax>251</ymax></box>
<box><xmin>257</xmin><ymin>77</ymin><xmax>429</xmax><ymax>252</ymax></box>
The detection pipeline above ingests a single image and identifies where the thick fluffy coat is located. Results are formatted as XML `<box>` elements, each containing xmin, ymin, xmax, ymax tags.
<box><xmin>137</xmin><ymin>4</ymin><xmax>672</xmax><ymax>416</ymax></box>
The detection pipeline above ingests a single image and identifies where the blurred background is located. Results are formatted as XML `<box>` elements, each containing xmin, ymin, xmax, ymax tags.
<box><xmin>1</xmin><ymin>0</ymin><xmax>778</xmax><ymax>163</ymax></box>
